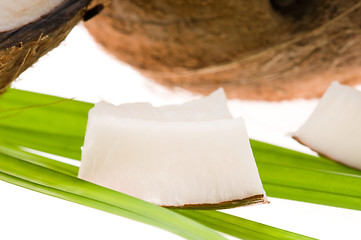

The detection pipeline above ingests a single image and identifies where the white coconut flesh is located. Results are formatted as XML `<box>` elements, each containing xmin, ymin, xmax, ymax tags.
<box><xmin>78</xmin><ymin>89</ymin><xmax>267</xmax><ymax>209</ymax></box>
<box><xmin>0</xmin><ymin>0</ymin><xmax>64</xmax><ymax>32</ymax></box>
<box><xmin>292</xmin><ymin>82</ymin><xmax>361</xmax><ymax>170</ymax></box>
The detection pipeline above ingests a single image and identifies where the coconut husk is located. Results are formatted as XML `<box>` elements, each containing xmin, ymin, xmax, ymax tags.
<box><xmin>0</xmin><ymin>0</ymin><xmax>109</xmax><ymax>94</ymax></box>
<box><xmin>85</xmin><ymin>0</ymin><xmax>361</xmax><ymax>100</ymax></box>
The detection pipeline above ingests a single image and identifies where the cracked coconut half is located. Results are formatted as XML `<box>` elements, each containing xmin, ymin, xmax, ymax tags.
<box><xmin>78</xmin><ymin>89</ymin><xmax>268</xmax><ymax>209</ymax></box>
<box><xmin>292</xmin><ymin>82</ymin><xmax>361</xmax><ymax>170</ymax></box>
<box><xmin>0</xmin><ymin>0</ymin><xmax>106</xmax><ymax>94</ymax></box>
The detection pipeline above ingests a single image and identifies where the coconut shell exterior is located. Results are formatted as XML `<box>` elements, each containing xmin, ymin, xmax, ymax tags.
<box><xmin>85</xmin><ymin>0</ymin><xmax>361</xmax><ymax>100</ymax></box>
<box><xmin>0</xmin><ymin>0</ymin><xmax>107</xmax><ymax>94</ymax></box>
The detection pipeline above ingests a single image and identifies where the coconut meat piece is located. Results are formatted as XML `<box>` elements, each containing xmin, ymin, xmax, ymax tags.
<box><xmin>90</xmin><ymin>89</ymin><xmax>233</xmax><ymax>122</ymax></box>
<box><xmin>292</xmin><ymin>82</ymin><xmax>361</xmax><ymax>170</ymax></box>
<box><xmin>0</xmin><ymin>0</ymin><xmax>64</xmax><ymax>32</ymax></box>
<box><xmin>78</xmin><ymin>89</ymin><xmax>267</xmax><ymax>208</ymax></box>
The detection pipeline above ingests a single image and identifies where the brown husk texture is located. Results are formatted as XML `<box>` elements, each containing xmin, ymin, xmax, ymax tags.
<box><xmin>85</xmin><ymin>0</ymin><xmax>361</xmax><ymax>100</ymax></box>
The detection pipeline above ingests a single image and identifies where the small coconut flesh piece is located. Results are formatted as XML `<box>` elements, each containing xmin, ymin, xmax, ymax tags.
<box><xmin>78</xmin><ymin>89</ymin><xmax>267</xmax><ymax>209</ymax></box>
<box><xmin>292</xmin><ymin>82</ymin><xmax>361</xmax><ymax>170</ymax></box>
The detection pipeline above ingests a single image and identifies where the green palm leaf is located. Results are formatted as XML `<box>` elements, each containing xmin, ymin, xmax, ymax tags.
<box><xmin>1</xmin><ymin>88</ymin><xmax>360</xmax><ymax>210</ymax></box>
<box><xmin>2</xmin><ymin>88</ymin><xmax>359</xmax><ymax>239</ymax></box>
<box><xmin>0</xmin><ymin>140</ymin><xmax>312</xmax><ymax>240</ymax></box>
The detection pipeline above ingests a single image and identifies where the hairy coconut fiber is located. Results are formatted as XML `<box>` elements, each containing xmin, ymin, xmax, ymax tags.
<box><xmin>85</xmin><ymin>0</ymin><xmax>361</xmax><ymax>100</ymax></box>
<box><xmin>0</xmin><ymin>0</ymin><xmax>108</xmax><ymax>94</ymax></box>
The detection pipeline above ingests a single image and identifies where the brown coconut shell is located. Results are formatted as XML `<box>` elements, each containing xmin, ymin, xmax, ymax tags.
<box><xmin>0</xmin><ymin>0</ymin><xmax>108</xmax><ymax>94</ymax></box>
<box><xmin>85</xmin><ymin>0</ymin><xmax>361</xmax><ymax>100</ymax></box>
<box><xmin>164</xmin><ymin>194</ymin><xmax>267</xmax><ymax>210</ymax></box>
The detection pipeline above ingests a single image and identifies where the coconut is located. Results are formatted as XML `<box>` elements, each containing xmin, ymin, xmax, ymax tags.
<box><xmin>85</xmin><ymin>0</ymin><xmax>361</xmax><ymax>100</ymax></box>
<box><xmin>292</xmin><ymin>82</ymin><xmax>361</xmax><ymax>170</ymax></box>
<box><xmin>0</xmin><ymin>0</ymin><xmax>107</xmax><ymax>94</ymax></box>
<box><xmin>78</xmin><ymin>89</ymin><xmax>268</xmax><ymax>209</ymax></box>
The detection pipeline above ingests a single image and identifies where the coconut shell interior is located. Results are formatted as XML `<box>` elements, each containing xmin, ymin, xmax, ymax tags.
<box><xmin>85</xmin><ymin>0</ymin><xmax>361</xmax><ymax>100</ymax></box>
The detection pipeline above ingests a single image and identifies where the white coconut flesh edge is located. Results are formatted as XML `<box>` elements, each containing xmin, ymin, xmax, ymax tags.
<box><xmin>78</xmin><ymin>89</ymin><xmax>268</xmax><ymax>207</ymax></box>
<box><xmin>0</xmin><ymin>0</ymin><xmax>64</xmax><ymax>32</ymax></box>
<box><xmin>291</xmin><ymin>81</ymin><xmax>361</xmax><ymax>170</ymax></box>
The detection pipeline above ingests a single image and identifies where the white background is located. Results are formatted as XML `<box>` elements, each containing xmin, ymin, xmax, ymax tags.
<box><xmin>0</xmin><ymin>25</ymin><xmax>360</xmax><ymax>240</ymax></box>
